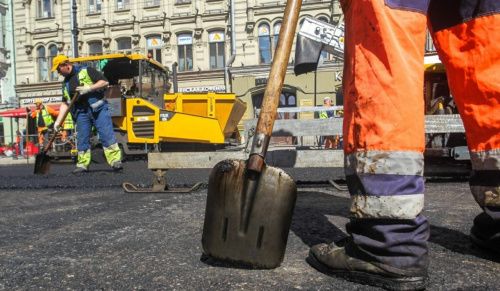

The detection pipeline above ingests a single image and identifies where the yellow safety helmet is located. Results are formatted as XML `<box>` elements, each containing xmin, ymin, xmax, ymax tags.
<box><xmin>51</xmin><ymin>54</ymin><xmax>70</xmax><ymax>72</ymax></box>
<box><xmin>34</xmin><ymin>98</ymin><xmax>43</xmax><ymax>105</ymax></box>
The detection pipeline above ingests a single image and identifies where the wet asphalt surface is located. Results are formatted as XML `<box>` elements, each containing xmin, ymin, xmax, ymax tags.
<box><xmin>0</xmin><ymin>157</ymin><xmax>499</xmax><ymax>290</ymax></box>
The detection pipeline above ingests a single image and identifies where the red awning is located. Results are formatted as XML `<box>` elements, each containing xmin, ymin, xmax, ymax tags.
<box><xmin>0</xmin><ymin>108</ymin><xmax>29</xmax><ymax>118</ymax></box>
<box><xmin>0</xmin><ymin>105</ymin><xmax>60</xmax><ymax>118</ymax></box>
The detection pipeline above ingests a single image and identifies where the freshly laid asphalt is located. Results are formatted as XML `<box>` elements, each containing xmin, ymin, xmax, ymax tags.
<box><xmin>0</xmin><ymin>157</ymin><xmax>499</xmax><ymax>290</ymax></box>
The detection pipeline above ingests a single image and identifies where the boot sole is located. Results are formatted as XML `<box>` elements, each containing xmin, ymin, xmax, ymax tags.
<box><xmin>307</xmin><ymin>253</ymin><xmax>427</xmax><ymax>291</ymax></box>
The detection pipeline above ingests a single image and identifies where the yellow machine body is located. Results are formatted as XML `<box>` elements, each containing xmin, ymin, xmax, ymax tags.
<box><xmin>125</xmin><ymin>95</ymin><xmax>246</xmax><ymax>144</ymax></box>
<box><xmin>68</xmin><ymin>53</ymin><xmax>246</xmax><ymax>146</ymax></box>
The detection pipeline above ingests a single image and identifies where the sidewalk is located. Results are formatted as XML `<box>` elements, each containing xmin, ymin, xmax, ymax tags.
<box><xmin>0</xmin><ymin>156</ymin><xmax>35</xmax><ymax>165</ymax></box>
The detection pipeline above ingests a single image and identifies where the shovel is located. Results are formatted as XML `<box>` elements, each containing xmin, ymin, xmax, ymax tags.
<box><xmin>34</xmin><ymin>91</ymin><xmax>79</xmax><ymax>175</ymax></box>
<box><xmin>202</xmin><ymin>0</ymin><xmax>301</xmax><ymax>269</ymax></box>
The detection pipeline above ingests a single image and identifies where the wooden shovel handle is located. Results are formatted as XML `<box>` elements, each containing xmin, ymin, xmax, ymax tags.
<box><xmin>42</xmin><ymin>91</ymin><xmax>79</xmax><ymax>154</ymax></box>
<box><xmin>247</xmin><ymin>0</ymin><xmax>302</xmax><ymax>173</ymax></box>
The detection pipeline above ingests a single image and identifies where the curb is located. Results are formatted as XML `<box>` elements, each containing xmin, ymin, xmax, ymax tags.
<box><xmin>0</xmin><ymin>157</ymin><xmax>35</xmax><ymax>165</ymax></box>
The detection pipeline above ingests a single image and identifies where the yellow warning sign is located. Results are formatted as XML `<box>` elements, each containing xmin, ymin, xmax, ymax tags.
<box><xmin>209</xmin><ymin>32</ymin><xmax>225</xmax><ymax>42</ymax></box>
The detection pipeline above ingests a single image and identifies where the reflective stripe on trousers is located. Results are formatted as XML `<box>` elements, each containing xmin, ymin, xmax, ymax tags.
<box><xmin>77</xmin><ymin>149</ymin><xmax>91</xmax><ymax>168</ymax></box>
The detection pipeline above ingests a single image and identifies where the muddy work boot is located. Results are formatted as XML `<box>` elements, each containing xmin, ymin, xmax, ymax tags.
<box><xmin>470</xmin><ymin>212</ymin><xmax>500</xmax><ymax>256</ymax></box>
<box><xmin>112</xmin><ymin>161</ymin><xmax>123</xmax><ymax>171</ymax></box>
<box><xmin>72</xmin><ymin>166</ymin><xmax>88</xmax><ymax>174</ymax></box>
<box><xmin>308</xmin><ymin>243</ymin><xmax>427</xmax><ymax>291</ymax></box>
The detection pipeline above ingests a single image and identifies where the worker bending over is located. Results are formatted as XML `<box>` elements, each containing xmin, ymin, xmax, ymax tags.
<box><xmin>52</xmin><ymin>55</ymin><xmax>123</xmax><ymax>174</ymax></box>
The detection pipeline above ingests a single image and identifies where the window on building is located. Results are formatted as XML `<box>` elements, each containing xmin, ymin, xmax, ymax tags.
<box><xmin>36</xmin><ymin>46</ymin><xmax>48</xmax><ymax>82</ymax></box>
<box><xmin>146</xmin><ymin>35</ymin><xmax>163</xmax><ymax>63</ymax></box>
<box><xmin>252</xmin><ymin>90</ymin><xmax>297</xmax><ymax>119</ymax></box>
<box><xmin>278</xmin><ymin>92</ymin><xmax>297</xmax><ymax>119</ymax></box>
<box><xmin>89</xmin><ymin>0</ymin><xmax>102</xmax><ymax>14</ymax></box>
<box><xmin>37</xmin><ymin>0</ymin><xmax>53</xmax><ymax>18</ymax></box>
<box><xmin>116</xmin><ymin>0</ymin><xmax>130</xmax><ymax>10</ymax></box>
<box><xmin>258</xmin><ymin>23</ymin><xmax>271</xmax><ymax>64</ymax></box>
<box><xmin>177</xmin><ymin>34</ymin><xmax>193</xmax><ymax>72</ymax></box>
<box><xmin>145</xmin><ymin>0</ymin><xmax>161</xmax><ymax>7</ymax></box>
<box><xmin>48</xmin><ymin>44</ymin><xmax>58</xmax><ymax>81</ymax></box>
<box><xmin>209</xmin><ymin>31</ymin><xmax>225</xmax><ymax>69</ymax></box>
<box><xmin>116</xmin><ymin>37</ymin><xmax>132</xmax><ymax>52</ymax></box>
<box><xmin>272</xmin><ymin>22</ymin><xmax>281</xmax><ymax>56</ymax></box>
<box><xmin>88</xmin><ymin>41</ymin><xmax>103</xmax><ymax>56</ymax></box>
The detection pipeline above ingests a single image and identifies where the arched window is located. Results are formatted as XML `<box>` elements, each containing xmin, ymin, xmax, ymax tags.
<box><xmin>318</xmin><ymin>16</ymin><xmax>330</xmax><ymax>23</ymax></box>
<box><xmin>299</xmin><ymin>18</ymin><xmax>306</xmax><ymax>28</ymax></box>
<box><xmin>37</xmin><ymin>46</ymin><xmax>48</xmax><ymax>82</ymax></box>
<box><xmin>88</xmin><ymin>41</ymin><xmax>103</xmax><ymax>56</ymax></box>
<box><xmin>273</xmin><ymin>22</ymin><xmax>281</xmax><ymax>55</ymax></box>
<box><xmin>252</xmin><ymin>90</ymin><xmax>297</xmax><ymax>119</ymax></box>
<box><xmin>209</xmin><ymin>31</ymin><xmax>225</xmax><ymax>69</ymax></box>
<box><xmin>116</xmin><ymin>37</ymin><xmax>132</xmax><ymax>51</ymax></box>
<box><xmin>177</xmin><ymin>33</ymin><xmax>193</xmax><ymax>72</ymax></box>
<box><xmin>146</xmin><ymin>35</ymin><xmax>163</xmax><ymax>63</ymax></box>
<box><xmin>278</xmin><ymin>92</ymin><xmax>297</xmax><ymax>119</ymax></box>
<box><xmin>48</xmin><ymin>44</ymin><xmax>58</xmax><ymax>81</ymax></box>
<box><xmin>258</xmin><ymin>23</ymin><xmax>271</xmax><ymax>64</ymax></box>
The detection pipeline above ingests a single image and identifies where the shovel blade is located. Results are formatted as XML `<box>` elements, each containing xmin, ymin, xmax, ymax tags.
<box><xmin>33</xmin><ymin>152</ymin><xmax>51</xmax><ymax>175</ymax></box>
<box><xmin>202</xmin><ymin>159</ymin><xmax>297</xmax><ymax>269</ymax></box>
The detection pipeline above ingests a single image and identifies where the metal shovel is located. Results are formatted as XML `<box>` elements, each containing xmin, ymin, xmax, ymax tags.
<box><xmin>34</xmin><ymin>92</ymin><xmax>79</xmax><ymax>175</ymax></box>
<box><xmin>202</xmin><ymin>0</ymin><xmax>301</xmax><ymax>269</ymax></box>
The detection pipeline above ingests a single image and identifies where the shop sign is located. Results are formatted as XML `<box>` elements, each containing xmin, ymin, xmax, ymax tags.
<box><xmin>20</xmin><ymin>96</ymin><xmax>63</xmax><ymax>105</ymax></box>
<box><xmin>147</xmin><ymin>36</ymin><xmax>163</xmax><ymax>48</ymax></box>
<box><xmin>209</xmin><ymin>32</ymin><xmax>225</xmax><ymax>42</ymax></box>
<box><xmin>178</xmin><ymin>35</ymin><xmax>193</xmax><ymax>45</ymax></box>
<box><xmin>179</xmin><ymin>85</ymin><xmax>226</xmax><ymax>93</ymax></box>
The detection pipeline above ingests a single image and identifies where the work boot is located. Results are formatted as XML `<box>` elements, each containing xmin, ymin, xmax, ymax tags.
<box><xmin>308</xmin><ymin>243</ymin><xmax>428</xmax><ymax>291</ymax></box>
<box><xmin>112</xmin><ymin>161</ymin><xmax>123</xmax><ymax>171</ymax></box>
<box><xmin>72</xmin><ymin>166</ymin><xmax>88</xmax><ymax>174</ymax></box>
<box><xmin>470</xmin><ymin>212</ymin><xmax>500</xmax><ymax>256</ymax></box>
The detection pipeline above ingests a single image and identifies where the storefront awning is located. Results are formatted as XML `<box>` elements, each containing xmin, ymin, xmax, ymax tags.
<box><xmin>0</xmin><ymin>106</ymin><xmax>58</xmax><ymax>118</ymax></box>
<box><xmin>0</xmin><ymin>108</ymin><xmax>29</xmax><ymax>118</ymax></box>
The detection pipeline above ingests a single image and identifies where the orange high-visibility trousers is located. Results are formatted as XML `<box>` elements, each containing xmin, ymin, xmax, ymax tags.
<box><xmin>340</xmin><ymin>0</ymin><xmax>499</xmax><ymax>273</ymax></box>
<box><xmin>429</xmin><ymin>3</ymin><xmax>500</xmax><ymax>209</ymax></box>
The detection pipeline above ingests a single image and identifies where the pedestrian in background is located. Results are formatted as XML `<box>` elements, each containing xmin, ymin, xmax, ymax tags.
<box><xmin>27</xmin><ymin>99</ymin><xmax>58</xmax><ymax>148</ymax></box>
<box><xmin>52</xmin><ymin>55</ymin><xmax>123</xmax><ymax>174</ymax></box>
<box><xmin>319</xmin><ymin>97</ymin><xmax>337</xmax><ymax>149</ymax></box>
<box><xmin>307</xmin><ymin>1</ymin><xmax>500</xmax><ymax>290</ymax></box>
<box><xmin>16</xmin><ymin>130</ymin><xmax>24</xmax><ymax>157</ymax></box>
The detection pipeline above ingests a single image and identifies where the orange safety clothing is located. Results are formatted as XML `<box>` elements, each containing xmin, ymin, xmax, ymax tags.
<box><xmin>30</xmin><ymin>105</ymin><xmax>59</xmax><ymax>146</ymax></box>
<box><xmin>338</xmin><ymin>0</ymin><xmax>499</xmax><ymax>276</ymax></box>
<box><xmin>30</xmin><ymin>105</ymin><xmax>59</xmax><ymax>132</ymax></box>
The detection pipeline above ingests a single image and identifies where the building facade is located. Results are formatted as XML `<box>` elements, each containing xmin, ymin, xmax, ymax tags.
<box><xmin>13</xmin><ymin>0</ymin><xmax>343</xmax><ymax>136</ymax></box>
<box><xmin>0</xmin><ymin>0</ymin><xmax>17</xmax><ymax>144</ymax></box>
